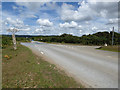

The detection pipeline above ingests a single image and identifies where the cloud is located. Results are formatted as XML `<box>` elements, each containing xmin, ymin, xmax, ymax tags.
<box><xmin>5</xmin><ymin>18</ymin><xmax>24</xmax><ymax>28</ymax></box>
<box><xmin>92</xmin><ymin>26</ymin><xmax>98</xmax><ymax>30</ymax></box>
<box><xmin>15</xmin><ymin>2</ymin><xmax>44</xmax><ymax>11</ymax></box>
<box><xmin>60</xmin><ymin>1</ymin><xmax>118</xmax><ymax>23</ymax></box>
<box><xmin>15</xmin><ymin>2</ymin><xmax>58</xmax><ymax>12</ymax></box>
<box><xmin>87</xmin><ymin>0</ymin><xmax>119</xmax><ymax>2</ymax></box>
<box><xmin>12</xmin><ymin>5</ymin><xmax>17</xmax><ymax>10</ymax></box>
<box><xmin>6</xmin><ymin>18</ymin><xmax>16</xmax><ymax>24</ymax></box>
<box><xmin>35</xmin><ymin>28</ymin><xmax>43</xmax><ymax>32</ymax></box>
<box><xmin>60</xmin><ymin>2</ymin><xmax>92</xmax><ymax>22</ymax></box>
<box><xmin>88</xmin><ymin>2</ymin><xmax>118</xmax><ymax>19</ymax></box>
<box><xmin>2</xmin><ymin>1</ymin><xmax>118</xmax><ymax>36</ymax></box>
<box><xmin>3</xmin><ymin>17</ymin><xmax>31</xmax><ymax>33</ymax></box>
<box><xmin>25</xmin><ymin>14</ymin><xmax>37</xmax><ymax>18</ymax></box>
<box><xmin>58</xmin><ymin>1</ymin><xmax>118</xmax><ymax>35</ymax></box>
<box><xmin>91</xmin><ymin>26</ymin><xmax>98</xmax><ymax>32</ymax></box>
<box><xmin>106</xmin><ymin>18</ymin><xmax>118</xmax><ymax>25</ymax></box>
<box><xmin>20</xmin><ymin>28</ymin><xmax>30</xmax><ymax>31</ymax></box>
<box><xmin>14</xmin><ymin>2</ymin><xmax>60</xmax><ymax>20</ymax></box>
<box><xmin>0</xmin><ymin>4</ymin><xmax>1</xmax><ymax>9</ymax></box>
<box><xmin>59</xmin><ymin>21</ymin><xmax>78</xmax><ymax>28</ymax></box>
<box><xmin>37</xmin><ymin>19</ymin><xmax>53</xmax><ymax>27</ymax></box>
<box><xmin>14</xmin><ymin>0</ymin><xmax>52</xmax><ymax>2</ymax></box>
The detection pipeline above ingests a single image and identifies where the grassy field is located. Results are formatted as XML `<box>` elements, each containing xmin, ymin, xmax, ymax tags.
<box><xmin>2</xmin><ymin>44</ymin><xmax>82</xmax><ymax>88</ymax></box>
<box><xmin>97</xmin><ymin>46</ymin><xmax>119</xmax><ymax>52</ymax></box>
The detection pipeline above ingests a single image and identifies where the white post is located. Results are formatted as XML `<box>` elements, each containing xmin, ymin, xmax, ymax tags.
<box><xmin>7</xmin><ymin>28</ymin><xmax>18</xmax><ymax>50</ymax></box>
<box><xmin>12</xmin><ymin>33</ymin><xmax>17</xmax><ymax>50</ymax></box>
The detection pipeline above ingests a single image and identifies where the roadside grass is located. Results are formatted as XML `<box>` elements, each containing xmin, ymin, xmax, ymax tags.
<box><xmin>96</xmin><ymin>46</ymin><xmax>119</xmax><ymax>52</ymax></box>
<box><xmin>2</xmin><ymin>44</ymin><xmax>82</xmax><ymax>88</ymax></box>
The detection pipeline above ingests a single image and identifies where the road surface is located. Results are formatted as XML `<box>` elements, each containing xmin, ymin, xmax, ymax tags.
<box><xmin>21</xmin><ymin>42</ymin><xmax>118</xmax><ymax>88</ymax></box>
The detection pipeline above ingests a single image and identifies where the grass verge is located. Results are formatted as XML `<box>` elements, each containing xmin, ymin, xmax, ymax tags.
<box><xmin>2</xmin><ymin>44</ymin><xmax>82</xmax><ymax>88</ymax></box>
<box><xmin>96</xmin><ymin>46</ymin><xmax>119</xmax><ymax>52</ymax></box>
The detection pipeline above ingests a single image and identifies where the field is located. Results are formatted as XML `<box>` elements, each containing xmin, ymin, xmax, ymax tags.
<box><xmin>2</xmin><ymin>44</ymin><xmax>82</xmax><ymax>88</ymax></box>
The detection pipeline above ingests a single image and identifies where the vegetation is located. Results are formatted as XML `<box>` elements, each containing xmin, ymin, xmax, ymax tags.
<box><xmin>2</xmin><ymin>36</ymin><xmax>12</xmax><ymax>48</ymax></box>
<box><xmin>2</xmin><ymin>36</ymin><xmax>30</xmax><ymax>49</ymax></box>
<box><xmin>2</xmin><ymin>31</ymin><xmax>120</xmax><ymax>46</ymax></box>
<box><xmin>2</xmin><ymin>36</ymin><xmax>82</xmax><ymax>88</ymax></box>
<box><xmin>97</xmin><ymin>46</ymin><xmax>119</xmax><ymax>52</ymax></box>
<box><xmin>30</xmin><ymin>31</ymin><xmax>120</xmax><ymax>45</ymax></box>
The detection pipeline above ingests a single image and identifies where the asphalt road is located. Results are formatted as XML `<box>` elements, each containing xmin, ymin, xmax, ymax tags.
<box><xmin>21</xmin><ymin>41</ymin><xmax>118</xmax><ymax>88</ymax></box>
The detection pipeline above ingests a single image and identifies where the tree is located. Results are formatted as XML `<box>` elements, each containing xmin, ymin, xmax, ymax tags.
<box><xmin>4</xmin><ymin>18</ymin><xmax>26</xmax><ymax>50</ymax></box>
<box><xmin>7</xmin><ymin>28</ymin><xmax>19</xmax><ymax>50</ymax></box>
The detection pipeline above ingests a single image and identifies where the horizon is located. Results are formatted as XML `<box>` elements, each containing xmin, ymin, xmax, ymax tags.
<box><xmin>1</xmin><ymin>30</ymin><xmax>119</xmax><ymax>37</ymax></box>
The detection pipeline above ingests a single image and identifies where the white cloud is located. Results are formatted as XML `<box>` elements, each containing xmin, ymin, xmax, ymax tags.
<box><xmin>0</xmin><ymin>4</ymin><xmax>1</xmax><ymax>9</ymax></box>
<box><xmin>12</xmin><ymin>6</ymin><xmax>17</xmax><ymax>10</ymax></box>
<box><xmin>35</xmin><ymin>28</ymin><xmax>43</xmax><ymax>32</ymax></box>
<box><xmin>87</xmin><ymin>0</ymin><xmax>119</xmax><ymax>2</ymax></box>
<box><xmin>5</xmin><ymin>18</ymin><xmax>24</xmax><ymax>28</ymax></box>
<box><xmin>89</xmin><ymin>2</ymin><xmax>118</xmax><ymax>19</ymax></box>
<box><xmin>37</xmin><ymin>19</ymin><xmax>53</xmax><ymax>27</ymax></box>
<box><xmin>78</xmin><ymin>25</ymin><xmax>82</xmax><ymax>28</ymax></box>
<box><xmin>92</xmin><ymin>26</ymin><xmax>98</xmax><ymax>30</ymax></box>
<box><xmin>14</xmin><ymin>0</ymin><xmax>52</xmax><ymax>2</ymax></box>
<box><xmin>14</xmin><ymin>2</ymin><xmax>60</xmax><ymax>21</ymax></box>
<box><xmin>106</xmin><ymin>18</ymin><xmax>118</xmax><ymax>25</ymax></box>
<box><xmin>26</xmin><ymin>14</ymin><xmax>37</xmax><ymax>18</ymax></box>
<box><xmin>91</xmin><ymin>26</ymin><xmax>98</xmax><ymax>32</ymax></box>
<box><xmin>15</xmin><ymin>2</ymin><xmax>57</xmax><ymax>12</ymax></box>
<box><xmin>3</xmin><ymin>17</ymin><xmax>31</xmax><ymax>34</ymax></box>
<box><xmin>60</xmin><ymin>1</ymin><xmax>118</xmax><ymax>22</ymax></box>
<box><xmin>2</xmin><ymin>1</ymin><xmax>119</xmax><ymax>36</ymax></box>
<box><xmin>20</xmin><ymin>28</ymin><xmax>30</xmax><ymax>31</ymax></box>
<box><xmin>15</xmin><ymin>2</ymin><xmax>44</xmax><ymax>11</ymax></box>
<box><xmin>59</xmin><ymin>21</ymin><xmax>78</xmax><ymax>28</ymax></box>
<box><xmin>58</xmin><ymin>1</ymin><xmax>118</xmax><ymax>35</ymax></box>
<box><xmin>6</xmin><ymin>18</ymin><xmax>16</xmax><ymax>25</ymax></box>
<box><xmin>60</xmin><ymin>2</ymin><xmax>92</xmax><ymax>22</ymax></box>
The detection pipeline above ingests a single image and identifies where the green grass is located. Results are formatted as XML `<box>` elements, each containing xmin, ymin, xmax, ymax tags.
<box><xmin>2</xmin><ymin>44</ymin><xmax>82</xmax><ymax>88</ymax></box>
<box><xmin>96</xmin><ymin>46</ymin><xmax>119</xmax><ymax>52</ymax></box>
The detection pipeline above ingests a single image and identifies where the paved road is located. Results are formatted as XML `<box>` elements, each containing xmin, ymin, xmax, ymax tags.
<box><xmin>21</xmin><ymin>41</ymin><xmax>118</xmax><ymax>88</ymax></box>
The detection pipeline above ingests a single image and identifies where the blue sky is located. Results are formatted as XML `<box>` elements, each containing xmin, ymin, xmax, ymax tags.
<box><xmin>1</xmin><ymin>1</ymin><xmax>119</xmax><ymax>36</ymax></box>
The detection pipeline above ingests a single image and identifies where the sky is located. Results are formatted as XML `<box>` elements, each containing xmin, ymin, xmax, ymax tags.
<box><xmin>1</xmin><ymin>0</ymin><xmax>119</xmax><ymax>36</ymax></box>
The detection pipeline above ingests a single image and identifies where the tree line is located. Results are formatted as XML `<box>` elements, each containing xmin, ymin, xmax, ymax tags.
<box><xmin>32</xmin><ymin>31</ymin><xmax>120</xmax><ymax>45</ymax></box>
<box><xmin>2</xmin><ymin>31</ymin><xmax>120</xmax><ymax>48</ymax></box>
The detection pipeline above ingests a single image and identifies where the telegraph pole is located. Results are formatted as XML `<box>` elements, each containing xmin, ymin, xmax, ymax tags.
<box><xmin>112</xmin><ymin>27</ymin><xmax>114</xmax><ymax>46</ymax></box>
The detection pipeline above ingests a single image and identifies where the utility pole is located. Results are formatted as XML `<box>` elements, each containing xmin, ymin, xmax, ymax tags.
<box><xmin>112</xmin><ymin>27</ymin><xmax>114</xmax><ymax>46</ymax></box>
